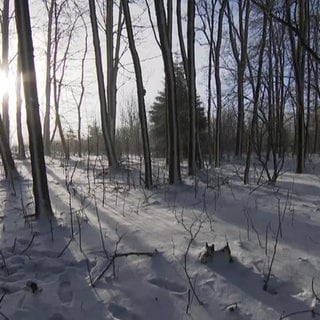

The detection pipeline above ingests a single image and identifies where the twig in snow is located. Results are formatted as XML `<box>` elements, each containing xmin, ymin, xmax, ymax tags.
<box><xmin>57</xmin><ymin>238</ymin><xmax>73</xmax><ymax>258</ymax></box>
<box><xmin>91</xmin><ymin>250</ymin><xmax>156</xmax><ymax>287</ymax></box>
<box><xmin>0</xmin><ymin>289</ymin><xmax>7</xmax><ymax>304</ymax></box>
<box><xmin>11</xmin><ymin>237</ymin><xmax>17</xmax><ymax>253</ymax></box>
<box><xmin>21</xmin><ymin>232</ymin><xmax>37</xmax><ymax>255</ymax></box>
<box><xmin>279</xmin><ymin>309</ymin><xmax>320</xmax><ymax>319</ymax></box>
<box><xmin>0</xmin><ymin>251</ymin><xmax>9</xmax><ymax>275</ymax></box>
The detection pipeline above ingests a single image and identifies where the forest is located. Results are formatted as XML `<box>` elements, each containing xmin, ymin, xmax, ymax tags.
<box><xmin>0</xmin><ymin>1</ymin><xmax>319</xmax><ymax>319</ymax></box>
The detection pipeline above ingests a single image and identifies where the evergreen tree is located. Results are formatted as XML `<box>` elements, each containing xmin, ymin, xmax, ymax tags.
<box><xmin>149</xmin><ymin>62</ymin><xmax>207</xmax><ymax>159</ymax></box>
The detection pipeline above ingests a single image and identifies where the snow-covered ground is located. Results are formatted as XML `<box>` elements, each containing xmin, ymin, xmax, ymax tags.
<box><xmin>0</xmin><ymin>156</ymin><xmax>320</xmax><ymax>320</ymax></box>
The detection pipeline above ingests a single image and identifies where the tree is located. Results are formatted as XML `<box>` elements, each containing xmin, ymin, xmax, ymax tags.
<box><xmin>15</xmin><ymin>47</ymin><xmax>25</xmax><ymax>159</ymax></box>
<box><xmin>0</xmin><ymin>113</ymin><xmax>18</xmax><ymax>181</ymax></box>
<box><xmin>177</xmin><ymin>0</ymin><xmax>197</xmax><ymax>175</ymax></box>
<box><xmin>106</xmin><ymin>0</ymin><xmax>124</xmax><ymax>144</ymax></box>
<box><xmin>244</xmin><ymin>10</ymin><xmax>268</xmax><ymax>184</ymax></box>
<box><xmin>285</xmin><ymin>0</ymin><xmax>308</xmax><ymax>173</ymax></box>
<box><xmin>1</xmin><ymin>0</ymin><xmax>10</xmax><ymax>143</ymax></box>
<box><xmin>122</xmin><ymin>0</ymin><xmax>152</xmax><ymax>189</ymax></box>
<box><xmin>155</xmin><ymin>0</ymin><xmax>181</xmax><ymax>184</ymax></box>
<box><xmin>43</xmin><ymin>0</ymin><xmax>54</xmax><ymax>155</ymax></box>
<box><xmin>225</xmin><ymin>0</ymin><xmax>250</xmax><ymax>157</ymax></box>
<box><xmin>15</xmin><ymin>0</ymin><xmax>53</xmax><ymax>217</ymax></box>
<box><xmin>89</xmin><ymin>0</ymin><xmax>117</xmax><ymax>167</ymax></box>
<box><xmin>149</xmin><ymin>63</ymin><xmax>207</xmax><ymax>160</ymax></box>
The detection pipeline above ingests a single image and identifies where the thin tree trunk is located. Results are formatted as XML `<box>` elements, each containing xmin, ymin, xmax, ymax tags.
<box><xmin>15</xmin><ymin>48</ymin><xmax>25</xmax><ymax>159</ymax></box>
<box><xmin>187</xmin><ymin>0</ymin><xmax>196</xmax><ymax>175</ymax></box>
<box><xmin>214</xmin><ymin>0</ymin><xmax>227</xmax><ymax>168</ymax></box>
<box><xmin>1</xmin><ymin>0</ymin><xmax>10</xmax><ymax>143</ymax></box>
<box><xmin>155</xmin><ymin>0</ymin><xmax>181</xmax><ymax>183</ymax></box>
<box><xmin>244</xmin><ymin>12</ymin><xmax>268</xmax><ymax>185</ymax></box>
<box><xmin>15</xmin><ymin>0</ymin><xmax>53</xmax><ymax>217</ymax></box>
<box><xmin>286</xmin><ymin>0</ymin><xmax>307</xmax><ymax>173</ymax></box>
<box><xmin>43</xmin><ymin>0</ymin><xmax>54</xmax><ymax>156</ymax></box>
<box><xmin>89</xmin><ymin>0</ymin><xmax>117</xmax><ymax>167</ymax></box>
<box><xmin>122</xmin><ymin>0</ymin><xmax>153</xmax><ymax>189</ymax></box>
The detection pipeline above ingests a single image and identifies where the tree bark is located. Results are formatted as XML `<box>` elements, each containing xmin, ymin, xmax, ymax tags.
<box><xmin>1</xmin><ymin>0</ymin><xmax>10</xmax><ymax>143</ymax></box>
<box><xmin>15</xmin><ymin>48</ymin><xmax>25</xmax><ymax>159</ymax></box>
<box><xmin>15</xmin><ymin>0</ymin><xmax>53</xmax><ymax>217</ymax></box>
<box><xmin>187</xmin><ymin>0</ymin><xmax>197</xmax><ymax>175</ymax></box>
<box><xmin>122</xmin><ymin>0</ymin><xmax>153</xmax><ymax>189</ymax></box>
<box><xmin>89</xmin><ymin>0</ymin><xmax>117</xmax><ymax>167</ymax></box>
<box><xmin>244</xmin><ymin>12</ymin><xmax>268</xmax><ymax>184</ymax></box>
<box><xmin>43</xmin><ymin>0</ymin><xmax>54</xmax><ymax>156</ymax></box>
<box><xmin>155</xmin><ymin>0</ymin><xmax>181</xmax><ymax>184</ymax></box>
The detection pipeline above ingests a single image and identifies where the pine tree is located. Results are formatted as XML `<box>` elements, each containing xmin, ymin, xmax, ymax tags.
<box><xmin>149</xmin><ymin>62</ymin><xmax>207</xmax><ymax>160</ymax></box>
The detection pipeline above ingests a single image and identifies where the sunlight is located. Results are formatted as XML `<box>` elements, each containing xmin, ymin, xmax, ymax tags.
<box><xmin>0</xmin><ymin>70</ymin><xmax>10</xmax><ymax>101</ymax></box>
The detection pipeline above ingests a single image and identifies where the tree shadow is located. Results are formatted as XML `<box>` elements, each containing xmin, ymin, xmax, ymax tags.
<box><xmin>207</xmin><ymin>257</ymin><xmax>313</xmax><ymax>319</ymax></box>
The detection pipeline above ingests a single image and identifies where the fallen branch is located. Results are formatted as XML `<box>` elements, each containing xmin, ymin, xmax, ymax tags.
<box><xmin>91</xmin><ymin>250</ymin><xmax>157</xmax><ymax>287</ymax></box>
<box><xmin>279</xmin><ymin>309</ymin><xmax>320</xmax><ymax>319</ymax></box>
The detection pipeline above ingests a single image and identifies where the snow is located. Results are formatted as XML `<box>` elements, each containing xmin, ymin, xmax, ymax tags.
<box><xmin>0</xmin><ymin>156</ymin><xmax>320</xmax><ymax>319</ymax></box>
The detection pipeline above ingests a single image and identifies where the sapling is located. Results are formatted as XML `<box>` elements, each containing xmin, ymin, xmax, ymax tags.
<box><xmin>263</xmin><ymin>190</ymin><xmax>289</xmax><ymax>291</ymax></box>
<box><xmin>178</xmin><ymin>211</ymin><xmax>205</xmax><ymax>311</ymax></box>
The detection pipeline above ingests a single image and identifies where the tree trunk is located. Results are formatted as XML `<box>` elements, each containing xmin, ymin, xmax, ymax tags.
<box><xmin>187</xmin><ymin>0</ymin><xmax>197</xmax><ymax>175</ymax></box>
<box><xmin>214</xmin><ymin>0</ymin><xmax>227</xmax><ymax>168</ymax></box>
<box><xmin>244</xmin><ymin>12</ymin><xmax>268</xmax><ymax>185</ymax></box>
<box><xmin>15</xmin><ymin>48</ymin><xmax>26</xmax><ymax>159</ymax></box>
<box><xmin>43</xmin><ymin>0</ymin><xmax>54</xmax><ymax>156</ymax></box>
<box><xmin>122</xmin><ymin>0</ymin><xmax>153</xmax><ymax>189</ymax></box>
<box><xmin>286</xmin><ymin>0</ymin><xmax>307</xmax><ymax>173</ymax></box>
<box><xmin>1</xmin><ymin>0</ymin><xmax>10</xmax><ymax>143</ymax></box>
<box><xmin>155</xmin><ymin>0</ymin><xmax>181</xmax><ymax>184</ymax></box>
<box><xmin>15</xmin><ymin>0</ymin><xmax>53</xmax><ymax>217</ymax></box>
<box><xmin>89</xmin><ymin>0</ymin><xmax>117</xmax><ymax>167</ymax></box>
<box><xmin>0</xmin><ymin>113</ymin><xmax>18</xmax><ymax>181</ymax></box>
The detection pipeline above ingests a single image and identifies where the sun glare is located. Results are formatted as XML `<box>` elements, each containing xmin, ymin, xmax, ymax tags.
<box><xmin>0</xmin><ymin>69</ymin><xmax>18</xmax><ymax>105</ymax></box>
<box><xmin>0</xmin><ymin>70</ymin><xmax>10</xmax><ymax>101</ymax></box>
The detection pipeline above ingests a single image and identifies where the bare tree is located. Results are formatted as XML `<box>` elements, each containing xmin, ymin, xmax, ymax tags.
<box><xmin>244</xmin><ymin>10</ymin><xmax>268</xmax><ymax>184</ymax></box>
<box><xmin>285</xmin><ymin>0</ymin><xmax>308</xmax><ymax>173</ymax></box>
<box><xmin>225</xmin><ymin>0</ymin><xmax>250</xmax><ymax>157</ymax></box>
<box><xmin>15</xmin><ymin>47</ymin><xmax>25</xmax><ymax>159</ymax></box>
<box><xmin>122</xmin><ymin>0</ymin><xmax>153</xmax><ymax>189</ymax></box>
<box><xmin>0</xmin><ymin>113</ymin><xmax>18</xmax><ymax>181</ymax></box>
<box><xmin>15</xmin><ymin>0</ymin><xmax>53</xmax><ymax>217</ymax></box>
<box><xmin>43</xmin><ymin>0</ymin><xmax>54</xmax><ymax>155</ymax></box>
<box><xmin>105</xmin><ymin>0</ymin><xmax>124</xmax><ymax>144</ymax></box>
<box><xmin>72</xmin><ymin>3</ymin><xmax>88</xmax><ymax>158</ymax></box>
<box><xmin>154</xmin><ymin>0</ymin><xmax>181</xmax><ymax>183</ymax></box>
<box><xmin>1</xmin><ymin>0</ymin><xmax>10</xmax><ymax>143</ymax></box>
<box><xmin>89</xmin><ymin>0</ymin><xmax>117</xmax><ymax>167</ymax></box>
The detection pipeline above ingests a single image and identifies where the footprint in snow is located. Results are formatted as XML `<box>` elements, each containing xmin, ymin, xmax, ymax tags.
<box><xmin>57</xmin><ymin>279</ymin><xmax>73</xmax><ymax>304</ymax></box>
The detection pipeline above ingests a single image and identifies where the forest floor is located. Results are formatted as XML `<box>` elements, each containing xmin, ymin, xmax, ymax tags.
<box><xmin>0</xmin><ymin>155</ymin><xmax>319</xmax><ymax>319</ymax></box>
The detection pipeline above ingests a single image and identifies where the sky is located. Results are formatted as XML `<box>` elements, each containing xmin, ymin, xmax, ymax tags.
<box><xmin>2</xmin><ymin>0</ymin><xmax>211</xmax><ymax>145</ymax></box>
